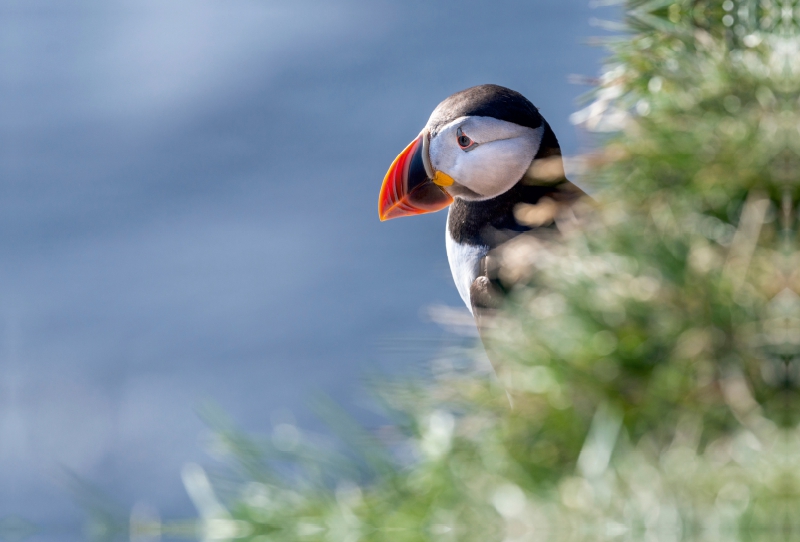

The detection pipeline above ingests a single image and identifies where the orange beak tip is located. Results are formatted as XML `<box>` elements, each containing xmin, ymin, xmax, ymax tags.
<box><xmin>378</xmin><ymin>135</ymin><xmax>453</xmax><ymax>221</ymax></box>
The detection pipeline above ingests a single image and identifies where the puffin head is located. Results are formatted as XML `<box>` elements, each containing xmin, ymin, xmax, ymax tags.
<box><xmin>379</xmin><ymin>84</ymin><xmax>556</xmax><ymax>221</ymax></box>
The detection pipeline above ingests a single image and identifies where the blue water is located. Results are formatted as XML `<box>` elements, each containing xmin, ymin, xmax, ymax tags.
<box><xmin>0</xmin><ymin>0</ymin><xmax>614</xmax><ymax>528</ymax></box>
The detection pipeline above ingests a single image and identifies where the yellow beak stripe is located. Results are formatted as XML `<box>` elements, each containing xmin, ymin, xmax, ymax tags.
<box><xmin>432</xmin><ymin>171</ymin><xmax>455</xmax><ymax>187</ymax></box>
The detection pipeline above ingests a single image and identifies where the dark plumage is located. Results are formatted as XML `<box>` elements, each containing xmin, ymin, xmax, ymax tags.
<box><xmin>427</xmin><ymin>84</ymin><xmax>544</xmax><ymax>135</ymax></box>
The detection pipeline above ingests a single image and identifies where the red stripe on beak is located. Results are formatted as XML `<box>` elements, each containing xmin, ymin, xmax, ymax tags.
<box><xmin>378</xmin><ymin>134</ymin><xmax>453</xmax><ymax>221</ymax></box>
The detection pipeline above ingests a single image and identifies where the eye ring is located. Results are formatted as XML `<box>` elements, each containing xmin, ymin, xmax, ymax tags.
<box><xmin>456</xmin><ymin>127</ymin><xmax>477</xmax><ymax>151</ymax></box>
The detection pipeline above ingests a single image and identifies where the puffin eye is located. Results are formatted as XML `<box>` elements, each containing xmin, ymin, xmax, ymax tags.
<box><xmin>456</xmin><ymin>127</ymin><xmax>476</xmax><ymax>151</ymax></box>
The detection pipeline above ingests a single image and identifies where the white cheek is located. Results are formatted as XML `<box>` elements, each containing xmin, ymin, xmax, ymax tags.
<box><xmin>429</xmin><ymin>119</ymin><xmax>544</xmax><ymax>199</ymax></box>
<box><xmin>430</xmin><ymin>136</ymin><xmax>460</xmax><ymax>174</ymax></box>
<box><xmin>451</xmin><ymin>138</ymin><xmax>536</xmax><ymax>197</ymax></box>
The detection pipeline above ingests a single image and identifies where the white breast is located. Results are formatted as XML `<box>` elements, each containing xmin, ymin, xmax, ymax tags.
<box><xmin>445</xmin><ymin>208</ymin><xmax>489</xmax><ymax>314</ymax></box>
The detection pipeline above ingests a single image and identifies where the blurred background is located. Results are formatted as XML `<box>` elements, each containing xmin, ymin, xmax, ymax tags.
<box><xmin>0</xmin><ymin>0</ymin><xmax>613</xmax><ymax>530</ymax></box>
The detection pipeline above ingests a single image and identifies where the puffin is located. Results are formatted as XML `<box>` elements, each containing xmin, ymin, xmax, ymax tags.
<box><xmin>378</xmin><ymin>84</ymin><xmax>585</xmax><ymax>343</ymax></box>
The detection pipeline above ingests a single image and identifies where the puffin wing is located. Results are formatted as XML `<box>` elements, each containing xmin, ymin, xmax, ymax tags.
<box><xmin>469</xmin><ymin>256</ymin><xmax>503</xmax><ymax>332</ymax></box>
<box><xmin>468</xmin><ymin>178</ymin><xmax>587</xmax><ymax>353</ymax></box>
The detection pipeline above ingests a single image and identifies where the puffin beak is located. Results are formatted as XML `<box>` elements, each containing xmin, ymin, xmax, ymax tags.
<box><xmin>379</xmin><ymin>133</ymin><xmax>454</xmax><ymax>221</ymax></box>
